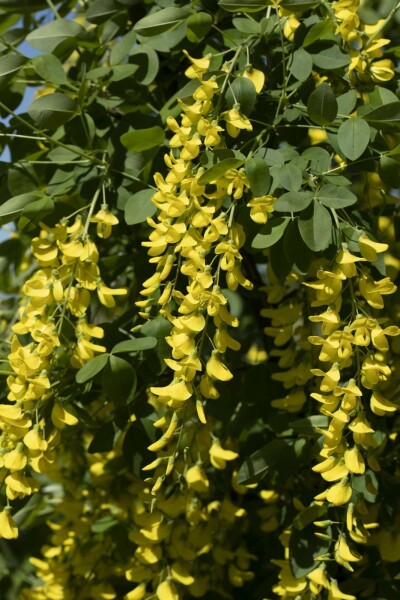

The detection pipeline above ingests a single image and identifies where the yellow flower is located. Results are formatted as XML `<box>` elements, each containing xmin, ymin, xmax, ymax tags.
<box><xmin>242</xmin><ymin>67</ymin><xmax>265</xmax><ymax>93</ymax></box>
<box><xmin>247</xmin><ymin>195</ymin><xmax>276</xmax><ymax>224</ymax></box>
<box><xmin>91</xmin><ymin>207</ymin><xmax>119</xmax><ymax>239</ymax></box>
<box><xmin>0</xmin><ymin>509</ymin><xmax>18</xmax><ymax>539</ymax></box>
<box><xmin>156</xmin><ymin>579</ymin><xmax>179</xmax><ymax>600</ymax></box>
<box><xmin>221</xmin><ymin>106</ymin><xmax>252</xmax><ymax>138</ymax></box>
<box><xmin>210</xmin><ymin>441</ymin><xmax>238</xmax><ymax>469</ymax></box>
<box><xmin>370</xmin><ymin>59</ymin><xmax>395</xmax><ymax>82</ymax></box>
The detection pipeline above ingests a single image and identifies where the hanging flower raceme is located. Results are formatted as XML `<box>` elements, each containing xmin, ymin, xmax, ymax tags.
<box><xmin>305</xmin><ymin>235</ymin><xmax>399</xmax><ymax>575</ymax></box>
<box><xmin>0</xmin><ymin>202</ymin><xmax>126</xmax><ymax>538</ymax></box>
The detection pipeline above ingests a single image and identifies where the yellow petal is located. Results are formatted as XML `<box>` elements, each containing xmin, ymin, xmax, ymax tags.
<box><xmin>156</xmin><ymin>580</ymin><xmax>179</xmax><ymax>600</ymax></box>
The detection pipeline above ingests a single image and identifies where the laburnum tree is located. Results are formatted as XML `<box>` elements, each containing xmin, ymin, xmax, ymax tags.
<box><xmin>1</xmin><ymin>0</ymin><xmax>400</xmax><ymax>598</ymax></box>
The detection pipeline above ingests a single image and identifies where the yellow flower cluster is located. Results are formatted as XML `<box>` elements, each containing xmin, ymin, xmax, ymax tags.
<box><xmin>20</xmin><ymin>420</ymin><xmax>257</xmax><ymax>599</ymax></box>
<box><xmin>0</xmin><ymin>204</ymin><xmax>125</xmax><ymax>538</ymax></box>
<box><xmin>332</xmin><ymin>0</ymin><xmax>395</xmax><ymax>82</ymax></box>
<box><xmin>137</xmin><ymin>52</ymin><xmax>254</xmax><ymax>473</ymax></box>
<box><xmin>305</xmin><ymin>239</ymin><xmax>398</xmax><ymax>564</ymax></box>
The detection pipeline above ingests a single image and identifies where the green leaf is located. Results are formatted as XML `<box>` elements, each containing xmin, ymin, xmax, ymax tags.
<box><xmin>317</xmin><ymin>184</ymin><xmax>357</xmax><ymax>208</ymax></box>
<box><xmin>225</xmin><ymin>76</ymin><xmax>256</xmax><ymax>115</ymax></box>
<box><xmin>237</xmin><ymin>439</ymin><xmax>297</xmax><ymax>485</ymax></box>
<box><xmin>290</xmin><ymin>48</ymin><xmax>313</xmax><ymax>82</ymax></box>
<box><xmin>251</xmin><ymin>217</ymin><xmax>290</xmax><ymax>249</ymax></box>
<box><xmin>302</xmin><ymin>147</ymin><xmax>331</xmax><ymax>173</ymax></box>
<box><xmin>232</xmin><ymin>17</ymin><xmax>261</xmax><ymax>34</ymax></box>
<box><xmin>186</xmin><ymin>11</ymin><xmax>213</xmax><ymax>42</ymax></box>
<box><xmin>120</xmin><ymin>126</ymin><xmax>164</xmax><ymax>152</ymax></box>
<box><xmin>336</xmin><ymin>89</ymin><xmax>357</xmax><ymax>116</ymax></box>
<box><xmin>293</xmin><ymin>504</ymin><xmax>327</xmax><ymax>531</ymax></box>
<box><xmin>124</xmin><ymin>189</ymin><xmax>156</xmax><ymax>225</ymax></box>
<box><xmin>298</xmin><ymin>202</ymin><xmax>332</xmax><ymax>252</ymax></box>
<box><xmin>27</xmin><ymin>93</ymin><xmax>77</xmax><ymax>129</ymax></box>
<box><xmin>76</xmin><ymin>354</ymin><xmax>110</xmax><ymax>384</ymax></box>
<box><xmin>32</xmin><ymin>54</ymin><xmax>66</xmax><ymax>85</ymax></box>
<box><xmin>307</xmin><ymin>83</ymin><xmax>338</xmax><ymax>126</ymax></box>
<box><xmin>123</xmin><ymin>419</ymin><xmax>156</xmax><ymax>476</ymax></box>
<box><xmin>278</xmin><ymin>163</ymin><xmax>303</xmax><ymax>192</ymax></box>
<box><xmin>274</xmin><ymin>191</ymin><xmax>314</xmax><ymax>212</ymax></box>
<box><xmin>379</xmin><ymin>155</ymin><xmax>400</xmax><ymax>188</ymax></box>
<box><xmin>88</xmin><ymin>420</ymin><xmax>121</xmax><ymax>453</ymax></box>
<box><xmin>311</xmin><ymin>45</ymin><xmax>350</xmax><ymax>70</ymax></box>
<box><xmin>198</xmin><ymin>158</ymin><xmax>244</xmax><ymax>184</ymax></box>
<box><xmin>141</xmin><ymin>315</ymin><xmax>172</xmax><ymax>371</ymax></box>
<box><xmin>303</xmin><ymin>18</ymin><xmax>335</xmax><ymax>47</ymax></box>
<box><xmin>219</xmin><ymin>0</ymin><xmax>269</xmax><ymax>12</ymax></box>
<box><xmin>18</xmin><ymin>196</ymin><xmax>54</xmax><ymax>231</ymax></box>
<box><xmin>363</xmin><ymin>102</ymin><xmax>400</xmax><ymax>123</ymax></box>
<box><xmin>0</xmin><ymin>54</ymin><xmax>25</xmax><ymax>85</ymax></box>
<box><xmin>290</xmin><ymin>523</ymin><xmax>331</xmax><ymax>577</ymax></box>
<box><xmin>245</xmin><ymin>158</ymin><xmax>270</xmax><ymax>196</ymax></box>
<box><xmin>109</xmin><ymin>29</ymin><xmax>137</xmax><ymax>66</ymax></box>
<box><xmin>112</xmin><ymin>337</ymin><xmax>157</xmax><ymax>353</ymax></box>
<box><xmin>133</xmin><ymin>7</ymin><xmax>191</xmax><ymax>37</ymax></box>
<box><xmin>26</xmin><ymin>18</ymin><xmax>83</xmax><ymax>52</ymax></box>
<box><xmin>291</xmin><ymin>415</ymin><xmax>330</xmax><ymax>434</ymax></box>
<box><xmin>130</xmin><ymin>45</ymin><xmax>160</xmax><ymax>86</ymax></box>
<box><xmin>102</xmin><ymin>355</ymin><xmax>137</xmax><ymax>403</ymax></box>
<box><xmin>281</xmin><ymin>0</ymin><xmax>319</xmax><ymax>9</ymax></box>
<box><xmin>86</xmin><ymin>0</ymin><xmax>119</xmax><ymax>24</ymax></box>
<box><xmin>337</xmin><ymin>117</ymin><xmax>370</xmax><ymax>161</ymax></box>
<box><xmin>0</xmin><ymin>192</ymin><xmax>43</xmax><ymax>225</ymax></box>
<box><xmin>91</xmin><ymin>516</ymin><xmax>118</xmax><ymax>533</ymax></box>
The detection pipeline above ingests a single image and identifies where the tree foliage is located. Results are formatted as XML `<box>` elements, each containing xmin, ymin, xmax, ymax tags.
<box><xmin>1</xmin><ymin>0</ymin><xmax>400</xmax><ymax>598</ymax></box>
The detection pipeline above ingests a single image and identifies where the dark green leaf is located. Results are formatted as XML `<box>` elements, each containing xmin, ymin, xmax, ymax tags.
<box><xmin>290</xmin><ymin>48</ymin><xmax>313</xmax><ymax>82</ymax></box>
<box><xmin>317</xmin><ymin>184</ymin><xmax>357</xmax><ymax>208</ymax></box>
<box><xmin>281</xmin><ymin>0</ymin><xmax>319</xmax><ymax>9</ymax></box>
<box><xmin>237</xmin><ymin>439</ymin><xmax>297</xmax><ymax>485</ymax></box>
<box><xmin>245</xmin><ymin>157</ymin><xmax>270</xmax><ymax>196</ymax></box>
<box><xmin>26</xmin><ymin>18</ymin><xmax>84</xmax><ymax>52</ymax></box>
<box><xmin>141</xmin><ymin>315</ymin><xmax>172</xmax><ymax>371</ymax></box>
<box><xmin>88</xmin><ymin>420</ymin><xmax>121</xmax><ymax>453</ymax></box>
<box><xmin>337</xmin><ymin>118</ymin><xmax>370</xmax><ymax>161</ymax></box>
<box><xmin>76</xmin><ymin>354</ymin><xmax>110</xmax><ymax>384</ymax></box>
<box><xmin>198</xmin><ymin>158</ymin><xmax>244</xmax><ymax>184</ymax></box>
<box><xmin>32</xmin><ymin>54</ymin><xmax>66</xmax><ymax>85</ymax></box>
<box><xmin>290</xmin><ymin>415</ymin><xmax>330</xmax><ymax>434</ymax></box>
<box><xmin>0</xmin><ymin>192</ymin><xmax>43</xmax><ymax>225</ymax></box>
<box><xmin>293</xmin><ymin>504</ymin><xmax>327</xmax><ymax>531</ymax></box>
<box><xmin>102</xmin><ymin>355</ymin><xmax>137</xmax><ymax>403</ymax></box>
<box><xmin>112</xmin><ymin>337</ymin><xmax>157</xmax><ymax>353</ymax></box>
<box><xmin>379</xmin><ymin>155</ymin><xmax>400</xmax><ymax>188</ymax></box>
<box><xmin>303</xmin><ymin>18</ymin><xmax>335</xmax><ymax>47</ymax></box>
<box><xmin>109</xmin><ymin>30</ymin><xmax>137</xmax><ymax>66</ymax></box>
<box><xmin>133</xmin><ymin>7</ymin><xmax>191</xmax><ymax>37</ymax></box>
<box><xmin>18</xmin><ymin>196</ymin><xmax>54</xmax><ymax>231</ymax></box>
<box><xmin>298</xmin><ymin>201</ymin><xmax>332</xmax><ymax>251</ymax></box>
<box><xmin>251</xmin><ymin>217</ymin><xmax>290</xmax><ymax>249</ymax></box>
<box><xmin>225</xmin><ymin>76</ymin><xmax>256</xmax><ymax>115</ymax></box>
<box><xmin>123</xmin><ymin>418</ymin><xmax>156</xmax><ymax>476</ymax></box>
<box><xmin>27</xmin><ymin>93</ymin><xmax>77</xmax><ymax>129</ymax></box>
<box><xmin>311</xmin><ymin>45</ymin><xmax>350</xmax><ymax>70</ymax></box>
<box><xmin>219</xmin><ymin>0</ymin><xmax>268</xmax><ymax>12</ymax></box>
<box><xmin>186</xmin><ymin>12</ymin><xmax>213</xmax><ymax>42</ymax></box>
<box><xmin>120</xmin><ymin>126</ymin><xmax>164</xmax><ymax>151</ymax></box>
<box><xmin>124</xmin><ymin>189</ymin><xmax>156</xmax><ymax>225</ymax></box>
<box><xmin>364</xmin><ymin>102</ymin><xmax>400</xmax><ymax>123</ymax></box>
<box><xmin>302</xmin><ymin>147</ymin><xmax>331</xmax><ymax>173</ymax></box>
<box><xmin>232</xmin><ymin>17</ymin><xmax>261</xmax><ymax>34</ymax></box>
<box><xmin>274</xmin><ymin>191</ymin><xmax>314</xmax><ymax>212</ymax></box>
<box><xmin>307</xmin><ymin>83</ymin><xmax>338</xmax><ymax>126</ymax></box>
<box><xmin>278</xmin><ymin>163</ymin><xmax>303</xmax><ymax>192</ymax></box>
<box><xmin>290</xmin><ymin>523</ymin><xmax>331</xmax><ymax>577</ymax></box>
<box><xmin>336</xmin><ymin>89</ymin><xmax>357</xmax><ymax>116</ymax></box>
